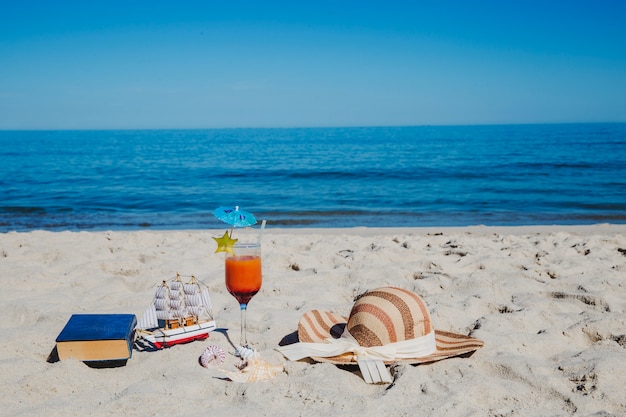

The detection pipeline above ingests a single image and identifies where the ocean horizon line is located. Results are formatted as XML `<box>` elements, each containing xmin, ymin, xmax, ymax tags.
<box><xmin>2</xmin><ymin>121</ymin><xmax>625</xmax><ymax>132</ymax></box>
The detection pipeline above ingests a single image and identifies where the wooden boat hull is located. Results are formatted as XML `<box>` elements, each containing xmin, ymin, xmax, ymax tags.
<box><xmin>140</xmin><ymin>320</ymin><xmax>216</xmax><ymax>349</ymax></box>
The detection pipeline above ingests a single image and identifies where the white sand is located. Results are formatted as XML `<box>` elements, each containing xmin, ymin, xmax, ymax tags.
<box><xmin>2</xmin><ymin>225</ymin><xmax>626</xmax><ymax>416</ymax></box>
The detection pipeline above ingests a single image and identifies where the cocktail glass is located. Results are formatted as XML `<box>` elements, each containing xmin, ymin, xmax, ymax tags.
<box><xmin>225</xmin><ymin>242</ymin><xmax>262</xmax><ymax>354</ymax></box>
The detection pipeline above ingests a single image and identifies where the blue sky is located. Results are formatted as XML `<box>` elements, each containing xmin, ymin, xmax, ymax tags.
<box><xmin>1</xmin><ymin>1</ymin><xmax>625</xmax><ymax>129</ymax></box>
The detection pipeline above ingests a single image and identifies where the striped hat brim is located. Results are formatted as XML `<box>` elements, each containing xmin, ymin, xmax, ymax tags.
<box><xmin>297</xmin><ymin>310</ymin><xmax>484</xmax><ymax>365</ymax></box>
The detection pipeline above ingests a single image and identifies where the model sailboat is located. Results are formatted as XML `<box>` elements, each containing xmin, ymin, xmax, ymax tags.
<box><xmin>135</xmin><ymin>274</ymin><xmax>216</xmax><ymax>349</ymax></box>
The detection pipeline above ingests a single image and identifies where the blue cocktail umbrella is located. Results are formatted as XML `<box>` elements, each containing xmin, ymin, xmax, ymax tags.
<box><xmin>213</xmin><ymin>206</ymin><xmax>257</xmax><ymax>229</ymax></box>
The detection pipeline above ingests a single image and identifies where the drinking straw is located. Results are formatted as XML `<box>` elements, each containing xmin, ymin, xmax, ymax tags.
<box><xmin>257</xmin><ymin>219</ymin><xmax>267</xmax><ymax>244</ymax></box>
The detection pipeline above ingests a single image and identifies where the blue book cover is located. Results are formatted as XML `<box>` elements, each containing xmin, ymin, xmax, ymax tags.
<box><xmin>56</xmin><ymin>314</ymin><xmax>137</xmax><ymax>342</ymax></box>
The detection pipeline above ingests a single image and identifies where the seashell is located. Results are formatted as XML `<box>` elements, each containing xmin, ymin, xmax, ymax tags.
<box><xmin>221</xmin><ymin>351</ymin><xmax>284</xmax><ymax>383</ymax></box>
<box><xmin>199</xmin><ymin>345</ymin><xmax>226</xmax><ymax>368</ymax></box>
<box><xmin>236</xmin><ymin>345</ymin><xmax>255</xmax><ymax>360</ymax></box>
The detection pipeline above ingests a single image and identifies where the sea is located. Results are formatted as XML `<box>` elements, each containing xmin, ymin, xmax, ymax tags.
<box><xmin>1</xmin><ymin>123</ymin><xmax>625</xmax><ymax>232</ymax></box>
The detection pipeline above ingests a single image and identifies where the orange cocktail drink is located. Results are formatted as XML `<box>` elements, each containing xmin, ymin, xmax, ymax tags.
<box><xmin>225</xmin><ymin>254</ymin><xmax>262</xmax><ymax>306</ymax></box>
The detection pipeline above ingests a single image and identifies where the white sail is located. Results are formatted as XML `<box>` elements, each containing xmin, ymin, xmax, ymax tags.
<box><xmin>136</xmin><ymin>304</ymin><xmax>159</xmax><ymax>330</ymax></box>
<box><xmin>156</xmin><ymin>310</ymin><xmax>172</xmax><ymax>320</ymax></box>
<box><xmin>185</xmin><ymin>293</ymin><xmax>203</xmax><ymax>306</ymax></box>
<box><xmin>169</xmin><ymin>289</ymin><xmax>184</xmax><ymax>300</ymax></box>
<box><xmin>168</xmin><ymin>298</ymin><xmax>184</xmax><ymax>310</ymax></box>
<box><xmin>171</xmin><ymin>308</ymin><xmax>188</xmax><ymax>318</ymax></box>
<box><xmin>154</xmin><ymin>298</ymin><xmax>170</xmax><ymax>311</ymax></box>
<box><xmin>188</xmin><ymin>305</ymin><xmax>208</xmax><ymax>316</ymax></box>
<box><xmin>184</xmin><ymin>283</ymin><xmax>200</xmax><ymax>295</ymax></box>
<box><xmin>155</xmin><ymin>286</ymin><xmax>169</xmax><ymax>299</ymax></box>
<box><xmin>201</xmin><ymin>288</ymin><xmax>213</xmax><ymax>311</ymax></box>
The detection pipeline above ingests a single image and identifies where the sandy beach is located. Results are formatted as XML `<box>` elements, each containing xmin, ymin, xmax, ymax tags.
<box><xmin>2</xmin><ymin>225</ymin><xmax>626</xmax><ymax>416</ymax></box>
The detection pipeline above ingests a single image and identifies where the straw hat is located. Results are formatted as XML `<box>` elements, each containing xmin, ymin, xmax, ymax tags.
<box><xmin>277</xmin><ymin>287</ymin><xmax>484</xmax><ymax>383</ymax></box>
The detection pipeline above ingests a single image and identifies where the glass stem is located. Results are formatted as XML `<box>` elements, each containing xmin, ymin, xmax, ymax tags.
<box><xmin>240</xmin><ymin>304</ymin><xmax>248</xmax><ymax>348</ymax></box>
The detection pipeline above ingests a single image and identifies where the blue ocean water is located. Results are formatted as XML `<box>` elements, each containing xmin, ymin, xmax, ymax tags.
<box><xmin>1</xmin><ymin>124</ymin><xmax>625</xmax><ymax>232</ymax></box>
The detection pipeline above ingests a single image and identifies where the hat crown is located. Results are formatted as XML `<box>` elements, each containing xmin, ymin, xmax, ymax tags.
<box><xmin>346</xmin><ymin>287</ymin><xmax>432</xmax><ymax>347</ymax></box>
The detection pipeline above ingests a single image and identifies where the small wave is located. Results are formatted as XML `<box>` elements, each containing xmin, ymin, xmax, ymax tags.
<box><xmin>0</xmin><ymin>206</ymin><xmax>47</xmax><ymax>214</ymax></box>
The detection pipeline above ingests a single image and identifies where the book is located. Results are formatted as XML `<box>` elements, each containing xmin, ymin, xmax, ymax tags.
<box><xmin>55</xmin><ymin>314</ymin><xmax>137</xmax><ymax>362</ymax></box>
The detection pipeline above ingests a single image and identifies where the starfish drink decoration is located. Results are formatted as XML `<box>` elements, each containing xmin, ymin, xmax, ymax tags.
<box><xmin>213</xmin><ymin>231</ymin><xmax>238</xmax><ymax>255</ymax></box>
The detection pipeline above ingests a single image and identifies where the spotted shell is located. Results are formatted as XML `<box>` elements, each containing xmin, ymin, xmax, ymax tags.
<box><xmin>222</xmin><ymin>351</ymin><xmax>283</xmax><ymax>383</ymax></box>
<box><xmin>199</xmin><ymin>345</ymin><xmax>226</xmax><ymax>368</ymax></box>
